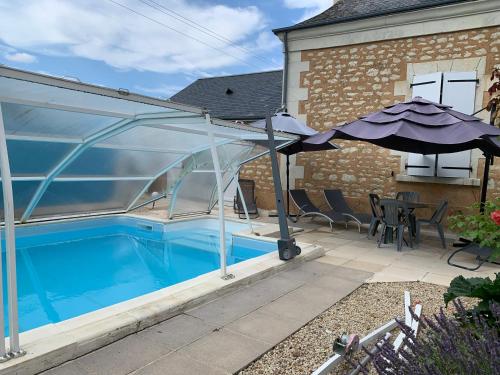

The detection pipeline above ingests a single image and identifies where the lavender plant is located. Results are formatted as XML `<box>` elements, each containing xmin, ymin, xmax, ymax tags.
<box><xmin>347</xmin><ymin>300</ymin><xmax>499</xmax><ymax>375</ymax></box>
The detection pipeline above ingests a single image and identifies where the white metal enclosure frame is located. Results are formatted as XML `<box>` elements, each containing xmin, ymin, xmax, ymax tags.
<box><xmin>0</xmin><ymin>66</ymin><xmax>296</xmax><ymax>358</ymax></box>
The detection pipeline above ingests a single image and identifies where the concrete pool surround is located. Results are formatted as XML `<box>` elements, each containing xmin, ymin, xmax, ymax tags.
<box><xmin>0</xmin><ymin>214</ymin><xmax>323</xmax><ymax>375</ymax></box>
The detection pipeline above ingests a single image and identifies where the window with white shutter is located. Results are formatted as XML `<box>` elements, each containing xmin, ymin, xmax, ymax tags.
<box><xmin>407</xmin><ymin>71</ymin><xmax>477</xmax><ymax>178</ymax></box>
<box><xmin>437</xmin><ymin>72</ymin><xmax>476</xmax><ymax>178</ymax></box>
<box><xmin>407</xmin><ymin>73</ymin><xmax>441</xmax><ymax>176</ymax></box>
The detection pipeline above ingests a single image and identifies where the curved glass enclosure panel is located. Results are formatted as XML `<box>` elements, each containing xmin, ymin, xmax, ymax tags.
<box><xmin>0</xmin><ymin>181</ymin><xmax>41</xmax><ymax>219</ymax></box>
<box><xmin>170</xmin><ymin>172</ymin><xmax>217</xmax><ymax>216</ymax></box>
<box><xmin>59</xmin><ymin>147</ymin><xmax>183</xmax><ymax>178</ymax></box>
<box><xmin>168</xmin><ymin>141</ymin><xmax>262</xmax><ymax>218</ymax></box>
<box><xmin>99</xmin><ymin>126</ymin><xmax>226</xmax><ymax>154</ymax></box>
<box><xmin>7</xmin><ymin>140</ymin><xmax>75</xmax><ymax>176</ymax></box>
<box><xmin>31</xmin><ymin>180</ymin><xmax>147</xmax><ymax>218</ymax></box>
<box><xmin>2</xmin><ymin>103</ymin><xmax>121</xmax><ymax>140</ymax></box>
<box><xmin>0</xmin><ymin>67</ymin><xmax>296</xmax><ymax>222</ymax></box>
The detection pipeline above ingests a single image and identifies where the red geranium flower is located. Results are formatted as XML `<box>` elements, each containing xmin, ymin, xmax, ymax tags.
<box><xmin>491</xmin><ymin>210</ymin><xmax>500</xmax><ymax>225</ymax></box>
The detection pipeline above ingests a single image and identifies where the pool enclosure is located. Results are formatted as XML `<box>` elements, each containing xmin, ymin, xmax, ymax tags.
<box><xmin>0</xmin><ymin>67</ymin><xmax>295</xmax><ymax>359</ymax></box>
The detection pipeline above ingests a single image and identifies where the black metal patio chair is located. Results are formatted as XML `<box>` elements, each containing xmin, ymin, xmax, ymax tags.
<box><xmin>234</xmin><ymin>179</ymin><xmax>259</xmax><ymax>219</ymax></box>
<box><xmin>378</xmin><ymin>199</ymin><xmax>412</xmax><ymax>251</ymax></box>
<box><xmin>368</xmin><ymin>193</ymin><xmax>383</xmax><ymax>238</ymax></box>
<box><xmin>396</xmin><ymin>191</ymin><xmax>420</xmax><ymax>202</ymax></box>
<box><xmin>415</xmin><ymin>200</ymin><xmax>448</xmax><ymax>249</ymax></box>
<box><xmin>323</xmin><ymin>189</ymin><xmax>372</xmax><ymax>232</ymax></box>
<box><xmin>289</xmin><ymin>189</ymin><xmax>344</xmax><ymax>230</ymax></box>
<box><xmin>396</xmin><ymin>191</ymin><xmax>420</xmax><ymax>236</ymax></box>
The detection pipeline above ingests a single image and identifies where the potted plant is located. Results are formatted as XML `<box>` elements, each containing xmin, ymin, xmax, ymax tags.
<box><xmin>448</xmin><ymin>198</ymin><xmax>500</xmax><ymax>261</ymax></box>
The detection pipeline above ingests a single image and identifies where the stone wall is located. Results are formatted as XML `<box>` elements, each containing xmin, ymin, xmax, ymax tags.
<box><xmin>243</xmin><ymin>26</ymin><xmax>500</xmax><ymax>215</ymax></box>
<box><xmin>240</xmin><ymin>155</ymin><xmax>277</xmax><ymax>210</ymax></box>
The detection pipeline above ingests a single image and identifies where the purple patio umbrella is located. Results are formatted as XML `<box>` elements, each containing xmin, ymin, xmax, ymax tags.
<box><xmin>251</xmin><ymin>112</ymin><xmax>338</xmax><ymax>214</ymax></box>
<box><xmin>304</xmin><ymin>97</ymin><xmax>500</xmax><ymax>207</ymax></box>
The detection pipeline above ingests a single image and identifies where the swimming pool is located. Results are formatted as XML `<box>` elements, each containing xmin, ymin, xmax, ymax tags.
<box><xmin>3</xmin><ymin>216</ymin><xmax>276</xmax><ymax>333</ymax></box>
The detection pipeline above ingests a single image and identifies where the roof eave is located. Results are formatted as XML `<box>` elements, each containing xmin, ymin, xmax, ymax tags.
<box><xmin>217</xmin><ymin>115</ymin><xmax>268</xmax><ymax>121</ymax></box>
<box><xmin>272</xmin><ymin>0</ymin><xmax>474</xmax><ymax>35</ymax></box>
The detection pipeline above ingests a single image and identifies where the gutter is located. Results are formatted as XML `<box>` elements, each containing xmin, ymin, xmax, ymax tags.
<box><xmin>272</xmin><ymin>0</ymin><xmax>476</xmax><ymax>35</ymax></box>
<box><xmin>282</xmin><ymin>32</ymin><xmax>288</xmax><ymax>112</ymax></box>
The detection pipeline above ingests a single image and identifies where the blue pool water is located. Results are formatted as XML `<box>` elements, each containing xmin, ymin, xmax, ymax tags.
<box><xmin>2</xmin><ymin>217</ymin><xmax>276</xmax><ymax>333</ymax></box>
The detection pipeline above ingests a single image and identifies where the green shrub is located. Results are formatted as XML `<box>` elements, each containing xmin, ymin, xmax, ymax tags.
<box><xmin>448</xmin><ymin>198</ymin><xmax>500</xmax><ymax>260</ymax></box>
<box><xmin>444</xmin><ymin>273</ymin><xmax>500</xmax><ymax>324</ymax></box>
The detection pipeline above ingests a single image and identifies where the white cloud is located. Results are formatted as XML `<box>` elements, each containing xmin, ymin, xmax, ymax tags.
<box><xmin>5</xmin><ymin>51</ymin><xmax>37</xmax><ymax>63</ymax></box>
<box><xmin>283</xmin><ymin>0</ymin><xmax>332</xmax><ymax>21</ymax></box>
<box><xmin>255</xmin><ymin>31</ymin><xmax>281</xmax><ymax>51</ymax></box>
<box><xmin>134</xmin><ymin>84</ymin><xmax>184</xmax><ymax>98</ymax></box>
<box><xmin>0</xmin><ymin>0</ymin><xmax>273</xmax><ymax>73</ymax></box>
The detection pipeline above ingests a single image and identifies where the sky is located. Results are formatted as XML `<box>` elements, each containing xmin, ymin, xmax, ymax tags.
<box><xmin>0</xmin><ymin>0</ymin><xmax>332</xmax><ymax>98</ymax></box>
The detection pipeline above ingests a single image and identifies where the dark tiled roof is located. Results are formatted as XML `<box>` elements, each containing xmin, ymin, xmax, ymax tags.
<box><xmin>273</xmin><ymin>0</ymin><xmax>474</xmax><ymax>33</ymax></box>
<box><xmin>170</xmin><ymin>70</ymin><xmax>283</xmax><ymax>121</ymax></box>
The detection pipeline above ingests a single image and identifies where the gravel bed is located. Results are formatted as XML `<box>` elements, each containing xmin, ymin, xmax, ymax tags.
<box><xmin>238</xmin><ymin>281</ymin><xmax>459</xmax><ymax>375</ymax></box>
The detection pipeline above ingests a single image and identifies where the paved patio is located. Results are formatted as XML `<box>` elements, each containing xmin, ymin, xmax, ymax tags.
<box><xmin>289</xmin><ymin>220</ymin><xmax>498</xmax><ymax>286</ymax></box>
<box><xmin>40</xmin><ymin>204</ymin><xmax>497</xmax><ymax>375</ymax></box>
<box><xmin>41</xmin><ymin>261</ymin><xmax>371</xmax><ymax>375</ymax></box>
<box><xmin>139</xmin><ymin>202</ymin><xmax>498</xmax><ymax>285</ymax></box>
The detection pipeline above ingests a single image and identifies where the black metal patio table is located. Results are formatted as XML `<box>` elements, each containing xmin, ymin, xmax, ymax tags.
<box><xmin>393</xmin><ymin>200</ymin><xmax>431</xmax><ymax>209</ymax></box>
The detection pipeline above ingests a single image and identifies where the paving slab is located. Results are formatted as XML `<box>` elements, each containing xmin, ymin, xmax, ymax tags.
<box><xmin>41</xmin><ymin>362</ymin><xmax>89</xmax><ymax>375</ymax></box>
<box><xmin>341</xmin><ymin>259</ymin><xmax>387</xmax><ymax>273</ymax></box>
<box><xmin>421</xmin><ymin>272</ymin><xmax>455</xmax><ymax>286</ymax></box>
<box><xmin>225</xmin><ymin>310</ymin><xmax>303</xmax><ymax>346</ymax></box>
<box><xmin>74</xmin><ymin>330</ymin><xmax>173</xmax><ymax>375</ymax></box>
<box><xmin>311</xmin><ymin>264</ymin><xmax>373</xmax><ymax>283</ymax></box>
<box><xmin>309</xmin><ymin>274</ymin><xmax>368</xmax><ymax>292</ymax></box>
<box><xmin>368</xmin><ymin>265</ymin><xmax>428</xmax><ymax>283</ymax></box>
<box><xmin>258</xmin><ymin>282</ymin><xmax>361</xmax><ymax>324</ymax></box>
<box><xmin>133</xmin><ymin>351</ymin><xmax>228</xmax><ymax>375</ymax></box>
<box><xmin>177</xmin><ymin>328</ymin><xmax>270</xmax><ymax>374</ymax></box>
<box><xmin>279</xmin><ymin>259</ymin><xmax>345</xmax><ymax>283</ymax></box>
<box><xmin>135</xmin><ymin>314</ymin><xmax>217</xmax><ymax>351</ymax></box>
<box><xmin>187</xmin><ymin>273</ymin><xmax>305</xmax><ymax>326</ymax></box>
<box><xmin>315</xmin><ymin>255</ymin><xmax>350</xmax><ymax>266</ymax></box>
<box><xmin>325</xmin><ymin>245</ymin><xmax>372</xmax><ymax>259</ymax></box>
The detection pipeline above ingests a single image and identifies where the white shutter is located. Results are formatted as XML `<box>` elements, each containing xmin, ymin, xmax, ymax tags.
<box><xmin>437</xmin><ymin>72</ymin><xmax>476</xmax><ymax>178</ymax></box>
<box><xmin>411</xmin><ymin>72</ymin><xmax>442</xmax><ymax>102</ymax></box>
<box><xmin>407</xmin><ymin>73</ymin><xmax>442</xmax><ymax>176</ymax></box>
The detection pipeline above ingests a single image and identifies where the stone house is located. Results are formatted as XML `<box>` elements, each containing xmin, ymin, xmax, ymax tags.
<box><xmin>241</xmin><ymin>0</ymin><xmax>500</xmax><ymax>217</ymax></box>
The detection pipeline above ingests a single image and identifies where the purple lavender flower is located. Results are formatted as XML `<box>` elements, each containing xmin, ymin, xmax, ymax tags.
<box><xmin>348</xmin><ymin>300</ymin><xmax>499</xmax><ymax>375</ymax></box>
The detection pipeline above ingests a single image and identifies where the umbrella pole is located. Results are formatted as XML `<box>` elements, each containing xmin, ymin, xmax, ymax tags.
<box><xmin>479</xmin><ymin>153</ymin><xmax>492</xmax><ymax>214</ymax></box>
<box><xmin>265</xmin><ymin>114</ymin><xmax>301</xmax><ymax>261</ymax></box>
<box><xmin>480</xmin><ymin>103</ymin><xmax>496</xmax><ymax>213</ymax></box>
<box><xmin>286</xmin><ymin>154</ymin><xmax>290</xmax><ymax>216</ymax></box>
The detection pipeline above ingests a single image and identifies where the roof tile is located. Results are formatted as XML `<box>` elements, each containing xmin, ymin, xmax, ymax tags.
<box><xmin>274</xmin><ymin>0</ymin><xmax>475</xmax><ymax>33</ymax></box>
<box><xmin>170</xmin><ymin>70</ymin><xmax>282</xmax><ymax>121</ymax></box>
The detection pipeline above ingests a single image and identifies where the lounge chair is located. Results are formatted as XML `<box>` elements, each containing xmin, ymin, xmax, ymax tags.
<box><xmin>234</xmin><ymin>179</ymin><xmax>259</xmax><ymax>219</ymax></box>
<box><xmin>447</xmin><ymin>238</ymin><xmax>500</xmax><ymax>271</ymax></box>
<box><xmin>289</xmin><ymin>189</ymin><xmax>344</xmax><ymax>230</ymax></box>
<box><xmin>415</xmin><ymin>200</ymin><xmax>448</xmax><ymax>248</ymax></box>
<box><xmin>323</xmin><ymin>189</ymin><xmax>373</xmax><ymax>232</ymax></box>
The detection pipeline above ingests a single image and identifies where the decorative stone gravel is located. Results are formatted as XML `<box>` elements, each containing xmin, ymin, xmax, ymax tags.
<box><xmin>238</xmin><ymin>281</ymin><xmax>457</xmax><ymax>375</ymax></box>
